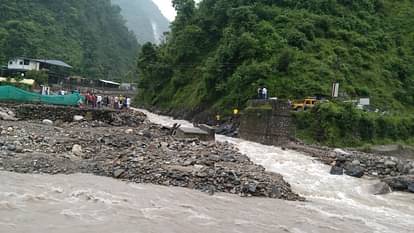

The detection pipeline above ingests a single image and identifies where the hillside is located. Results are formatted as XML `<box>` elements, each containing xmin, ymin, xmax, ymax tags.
<box><xmin>112</xmin><ymin>0</ymin><xmax>170</xmax><ymax>44</ymax></box>
<box><xmin>0</xmin><ymin>0</ymin><xmax>139</xmax><ymax>80</ymax></box>
<box><xmin>136</xmin><ymin>0</ymin><xmax>414</xmax><ymax>115</ymax></box>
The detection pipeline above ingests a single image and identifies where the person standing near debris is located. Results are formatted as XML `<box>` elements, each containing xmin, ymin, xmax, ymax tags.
<box><xmin>257</xmin><ymin>87</ymin><xmax>263</xmax><ymax>99</ymax></box>
<box><xmin>97</xmin><ymin>95</ymin><xmax>102</xmax><ymax>108</ymax></box>
<box><xmin>114</xmin><ymin>96</ymin><xmax>119</xmax><ymax>110</ymax></box>
<box><xmin>126</xmin><ymin>96</ymin><xmax>131</xmax><ymax>109</ymax></box>
<box><xmin>263</xmin><ymin>87</ymin><xmax>268</xmax><ymax>99</ymax></box>
<box><xmin>92</xmin><ymin>94</ymin><xmax>97</xmax><ymax>108</ymax></box>
<box><xmin>85</xmin><ymin>92</ymin><xmax>90</xmax><ymax>106</ymax></box>
<box><xmin>105</xmin><ymin>96</ymin><xmax>110</xmax><ymax>107</ymax></box>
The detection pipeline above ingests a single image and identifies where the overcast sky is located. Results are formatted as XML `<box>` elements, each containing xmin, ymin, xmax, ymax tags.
<box><xmin>152</xmin><ymin>0</ymin><xmax>176</xmax><ymax>21</ymax></box>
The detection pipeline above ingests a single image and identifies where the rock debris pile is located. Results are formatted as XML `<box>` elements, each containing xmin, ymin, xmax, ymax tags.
<box><xmin>0</xmin><ymin>107</ymin><xmax>18</xmax><ymax>121</ymax></box>
<box><xmin>0</xmin><ymin>108</ymin><xmax>301</xmax><ymax>201</ymax></box>
<box><xmin>288</xmin><ymin>143</ymin><xmax>414</xmax><ymax>193</ymax></box>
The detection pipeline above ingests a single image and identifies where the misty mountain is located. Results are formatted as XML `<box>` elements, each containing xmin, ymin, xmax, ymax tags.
<box><xmin>112</xmin><ymin>0</ymin><xmax>170</xmax><ymax>44</ymax></box>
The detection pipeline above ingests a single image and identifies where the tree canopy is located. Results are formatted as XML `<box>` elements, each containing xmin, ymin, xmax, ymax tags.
<box><xmin>0</xmin><ymin>0</ymin><xmax>139</xmax><ymax>80</ymax></box>
<box><xmin>136</xmin><ymin>0</ymin><xmax>414</xmax><ymax>113</ymax></box>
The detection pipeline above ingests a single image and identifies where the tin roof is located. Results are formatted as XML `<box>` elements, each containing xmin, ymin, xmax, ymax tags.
<box><xmin>14</xmin><ymin>57</ymin><xmax>73</xmax><ymax>69</ymax></box>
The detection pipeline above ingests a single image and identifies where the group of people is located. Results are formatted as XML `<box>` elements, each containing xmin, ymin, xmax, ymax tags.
<box><xmin>84</xmin><ymin>92</ymin><xmax>131</xmax><ymax>110</ymax></box>
<box><xmin>257</xmin><ymin>87</ymin><xmax>268</xmax><ymax>99</ymax></box>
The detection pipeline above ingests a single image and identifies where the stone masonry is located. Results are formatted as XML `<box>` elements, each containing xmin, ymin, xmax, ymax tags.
<box><xmin>239</xmin><ymin>99</ymin><xmax>292</xmax><ymax>146</ymax></box>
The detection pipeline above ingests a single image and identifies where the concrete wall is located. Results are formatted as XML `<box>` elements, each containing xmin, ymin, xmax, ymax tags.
<box><xmin>239</xmin><ymin>99</ymin><xmax>292</xmax><ymax>146</ymax></box>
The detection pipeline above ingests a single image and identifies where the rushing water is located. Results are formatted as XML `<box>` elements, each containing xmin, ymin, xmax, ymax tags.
<box><xmin>1</xmin><ymin>109</ymin><xmax>413</xmax><ymax>233</ymax></box>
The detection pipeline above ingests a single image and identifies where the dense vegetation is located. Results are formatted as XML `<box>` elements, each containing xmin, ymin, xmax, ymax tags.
<box><xmin>136</xmin><ymin>0</ymin><xmax>414</xmax><ymax>114</ymax></box>
<box><xmin>112</xmin><ymin>0</ymin><xmax>170</xmax><ymax>44</ymax></box>
<box><xmin>0</xmin><ymin>0</ymin><xmax>139</xmax><ymax>80</ymax></box>
<box><xmin>294</xmin><ymin>102</ymin><xmax>414</xmax><ymax>147</ymax></box>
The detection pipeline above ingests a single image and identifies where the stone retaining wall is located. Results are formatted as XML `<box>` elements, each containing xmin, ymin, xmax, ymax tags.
<box><xmin>239</xmin><ymin>99</ymin><xmax>292</xmax><ymax>146</ymax></box>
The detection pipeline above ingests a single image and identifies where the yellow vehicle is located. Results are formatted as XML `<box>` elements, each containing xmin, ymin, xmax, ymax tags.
<box><xmin>292</xmin><ymin>98</ymin><xmax>318</xmax><ymax>111</ymax></box>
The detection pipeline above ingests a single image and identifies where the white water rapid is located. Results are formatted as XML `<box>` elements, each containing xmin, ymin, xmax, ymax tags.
<box><xmin>0</xmin><ymin>109</ymin><xmax>413</xmax><ymax>233</ymax></box>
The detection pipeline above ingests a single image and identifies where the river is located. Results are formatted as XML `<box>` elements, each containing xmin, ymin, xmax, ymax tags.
<box><xmin>0</xmin><ymin>109</ymin><xmax>413</xmax><ymax>233</ymax></box>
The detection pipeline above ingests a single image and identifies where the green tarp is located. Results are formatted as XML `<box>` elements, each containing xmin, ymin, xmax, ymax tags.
<box><xmin>0</xmin><ymin>85</ymin><xmax>83</xmax><ymax>106</ymax></box>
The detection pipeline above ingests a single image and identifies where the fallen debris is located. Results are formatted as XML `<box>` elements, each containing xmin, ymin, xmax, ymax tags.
<box><xmin>0</xmin><ymin>107</ymin><xmax>18</xmax><ymax>121</ymax></box>
<box><xmin>0</xmin><ymin>108</ymin><xmax>302</xmax><ymax>201</ymax></box>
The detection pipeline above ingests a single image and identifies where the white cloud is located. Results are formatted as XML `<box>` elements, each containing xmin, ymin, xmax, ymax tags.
<box><xmin>152</xmin><ymin>0</ymin><xmax>201</xmax><ymax>21</ymax></box>
<box><xmin>152</xmin><ymin>0</ymin><xmax>176</xmax><ymax>21</ymax></box>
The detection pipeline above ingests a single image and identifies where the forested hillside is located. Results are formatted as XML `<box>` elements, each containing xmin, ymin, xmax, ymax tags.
<box><xmin>137</xmin><ymin>0</ymin><xmax>414</xmax><ymax>114</ymax></box>
<box><xmin>112</xmin><ymin>0</ymin><xmax>170</xmax><ymax>44</ymax></box>
<box><xmin>0</xmin><ymin>0</ymin><xmax>139</xmax><ymax>80</ymax></box>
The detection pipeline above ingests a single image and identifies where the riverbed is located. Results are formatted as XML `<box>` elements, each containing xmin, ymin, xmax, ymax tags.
<box><xmin>0</xmin><ymin>109</ymin><xmax>413</xmax><ymax>233</ymax></box>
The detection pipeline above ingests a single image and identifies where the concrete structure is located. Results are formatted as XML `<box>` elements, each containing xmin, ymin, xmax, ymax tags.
<box><xmin>239</xmin><ymin>99</ymin><xmax>292</xmax><ymax>146</ymax></box>
<box><xmin>7</xmin><ymin>58</ymin><xmax>72</xmax><ymax>71</ymax></box>
<box><xmin>174</xmin><ymin>125</ymin><xmax>215</xmax><ymax>141</ymax></box>
<box><xmin>5</xmin><ymin>57</ymin><xmax>72</xmax><ymax>84</ymax></box>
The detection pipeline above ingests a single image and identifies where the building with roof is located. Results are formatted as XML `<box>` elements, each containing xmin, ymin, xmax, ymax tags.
<box><xmin>7</xmin><ymin>57</ymin><xmax>72</xmax><ymax>71</ymax></box>
<box><xmin>4</xmin><ymin>57</ymin><xmax>73</xmax><ymax>84</ymax></box>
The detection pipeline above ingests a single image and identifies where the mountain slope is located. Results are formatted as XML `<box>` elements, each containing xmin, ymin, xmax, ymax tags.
<box><xmin>136</xmin><ymin>0</ymin><xmax>414</xmax><ymax>114</ymax></box>
<box><xmin>112</xmin><ymin>0</ymin><xmax>170</xmax><ymax>44</ymax></box>
<box><xmin>0</xmin><ymin>0</ymin><xmax>139</xmax><ymax>80</ymax></box>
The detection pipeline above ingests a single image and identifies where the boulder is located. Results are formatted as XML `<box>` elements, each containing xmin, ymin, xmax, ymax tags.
<box><xmin>351</xmin><ymin>160</ymin><xmax>360</xmax><ymax>166</ymax></box>
<box><xmin>125</xmin><ymin>129</ymin><xmax>134</xmax><ymax>134</ymax></box>
<box><xmin>73</xmin><ymin>115</ymin><xmax>84</xmax><ymax>121</ymax></box>
<box><xmin>42</xmin><ymin>119</ymin><xmax>54</xmax><ymax>125</ymax></box>
<box><xmin>408</xmin><ymin>183</ymin><xmax>414</xmax><ymax>193</ymax></box>
<box><xmin>334</xmin><ymin>148</ymin><xmax>350</xmax><ymax>155</ymax></box>
<box><xmin>113</xmin><ymin>169</ymin><xmax>126</xmax><ymax>178</ymax></box>
<box><xmin>6</xmin><ymin>144</ymin><xmax>16</xmax><ymax>151</ymax></box>
<box><xmin>384</xmin><ymin>160</ymin><xmax>397</xmax><ymax>168</ymax></box>
<box><xmin>71</xmin><ymin>144</ymin><xmax>83</xmax><ymax>157</ymax></box>
<box><xmin>383</xmin><ymin>175</ymin><xmax>414</xmax><ymax>191</ymax></box>
<box><xmin>330</xmin><ymin>166</ymin><xmax>344</xmax><ymax>175</ymax></box>
<box><xmin>369</xmin><ymin>182</ymin><xmax>392</xmax><ymax>195</ymax></box>
<box><xmin>0</xmin><ymin>111</ymin><xmax>17</xmax><ymax>121</ymax></box>
<box><xmin>345</xmin><ymin>165</ymin><xmax>365</xmax><ymax>178</ymax></box>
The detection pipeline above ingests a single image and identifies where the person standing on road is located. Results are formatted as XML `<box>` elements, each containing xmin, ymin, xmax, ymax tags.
<box><xmin>262</xmin><ymin>87</ymin><xmax>268</xmax><ymax>99</ymax></box>
<box><xmin>97</xmin><ymin>95</ymin><xmax>102</xmax><ymax>108</ymax></box>
<box><xmin>257</xmin><ymin>87</ymin><xmax>263</xmax><ymax>99</ymax></box>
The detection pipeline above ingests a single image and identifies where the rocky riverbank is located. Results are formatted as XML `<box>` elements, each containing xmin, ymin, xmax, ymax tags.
<box><xmin>0</xmin><ymin>106</ymin><xmax>301</xmax><ymax>201</ymax></box>
<box><xmin>287</xmin><ymin>143</ymin><xmax>414</xmax><ymax>193</ymax></box>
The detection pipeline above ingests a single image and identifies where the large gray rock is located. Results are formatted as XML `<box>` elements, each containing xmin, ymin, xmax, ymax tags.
<box><xmin>408</xmin><ymin>183</ymin><xmax>414</xmax><ymax>193</ymax></box>
<box><xmin>6</xmin><ymin>144</ymin><xmax>16</xmax><ymax>151</ymax></box>
<box><xmin>330</xmin><ymin>166</ymin><xmax>344</xmax><ymax>175</ymax></box>
<box><xmin>384</xmin><ymin>160</ymin><xmax>397</xmax><ymax>168</ymax></box>
<box><xmin>113</xmin><ymin>169</ymin><xmax>126</xmax><ymax>178</ymax></box>
<box><xmin>334</xmin><ymin>148</ymin><xmax>350</xmax><ymax>155</ymax></box>
<box><xmin>351</xmin><ymin>160</ymin><xmax>360</xmax><ymax>166</ymax></box>
<box><xmin>0</xmin><ymin>111</ymin><xmax>17</xmax><ymax>121</ymax></box>
<box><xmin>383</xmin><ymin>175</ymin><xmax>414</xmax><ymax>191</ymax></box>
<box><xmin>42</xmin><ymin>119</ymin><xmax>53</xmax><ymax>125</ymax></box>
<box><xmin>73</xmin><ymin>115</ymin><xmax>84</xmax><ymax>121</ymax></box>
<box><xmin>370</xmin><ymin>182</ymin><xmax>392</xmax><ymax>195</ymax></box>
<box><xmin>345</xmin><ymin>165</ymin><xmax>365</xmax><ymax>178</ymax></box>
<box><xmin>71</xmin><ymin>144</ymin><xmax>83</xmax><ymax>157</ymax></box>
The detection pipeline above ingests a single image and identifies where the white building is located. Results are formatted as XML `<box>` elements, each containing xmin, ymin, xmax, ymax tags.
<box><xmin>8</xmin><ymin>58</ymin><xmax>40</xmax><ymax>71</ymax></box>
<box><xmin>7</xmin><ymin>57</ymin><xmax>72</xmax><ymax>71</ymax></box>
